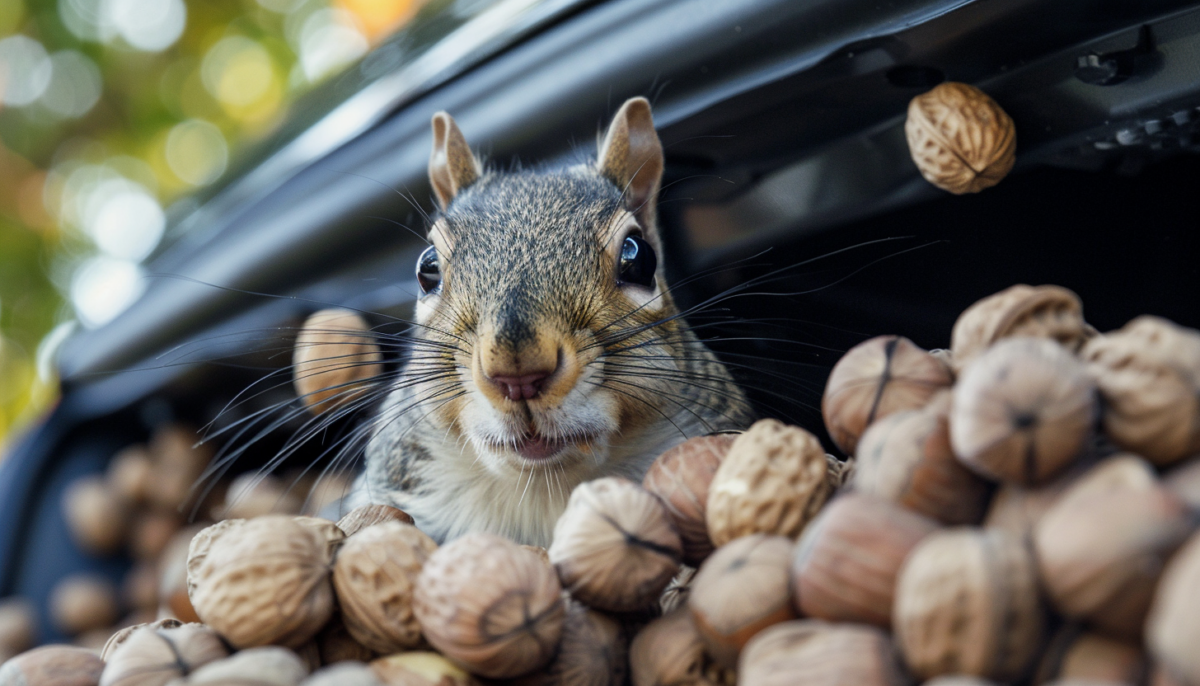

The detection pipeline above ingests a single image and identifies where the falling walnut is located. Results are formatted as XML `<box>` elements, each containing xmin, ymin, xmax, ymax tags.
<box><xmin>905</xmin><ymin>82</ymin><xmax>1016</xmax><ymax>194</ymax></box>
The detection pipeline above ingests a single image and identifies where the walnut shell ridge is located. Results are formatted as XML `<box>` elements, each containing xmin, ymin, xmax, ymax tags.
<box><xmin>905</xmin><ymin>82</ymin><xmax>1016</xmax><ymax>194</ymax></box>
<box><xmin>951</xmin><ymin>284</ymin><xmax>1092</xmax><ymax>371</ymax></box>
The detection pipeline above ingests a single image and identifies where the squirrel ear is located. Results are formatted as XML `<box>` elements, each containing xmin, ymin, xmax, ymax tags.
<box><xmin>429</xmin><ymin>112</ymin><xmax>481</xmax><ymax>210</ymax></box>
<box><xmin>597</xmin><ymin>97</ymin><xmax>664</xmax><ymax>224</ymax></box>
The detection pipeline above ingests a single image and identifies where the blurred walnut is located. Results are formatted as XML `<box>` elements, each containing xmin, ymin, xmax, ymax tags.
<box><xmin>549</xmin><ymin>477</ymin><xmax>681</xmax><ymax>613</ymax></box>
<box><xmin>160</xmin><ymin>524</ymin><xmax>206</xmax><ymax>623</ymax></box>
<box><xmin>316</xmin><ymin>615</ymin><xmax>375</xmax><ymax>665</ymax></box>
<box><xmin>1164</xmin><ymin>455</ymin><xmax>1200</xmax><ymax>509</ymax></box>
<box><xmin>688</xmin><ymin>534</ymin><xmax>795</xmax><ymax>669</ymax></box>
<box><xmin>951</xmin><ymin>338</ymin><xmax>1095</xmax><ymax>485</ymax></box>
<box><xmin>335</xmin><ymin>504</ymin><xmax>414</xmax><ymax>537</ymax></box>
<box><xmin>293</xmin><ymin>309</ymin><xmax>384</xmax><ymax>415</ymax></box>
<box><xmin>100</xmin><ymin>622</ymin><xmax>228</xmax><ymax>686</ymax></box>
<box><xmin>1035</xmin><ymin>626</ymin><xmax>1146</xmax><ymax>686</ymax></box>
<box><xmin>951</xmin><ymin>285</ymin><xmax>1092</xmax><ymax>371</ymax></box>
<box><xmin>63</xmin><ymin>475</ymin><xmax>130</xmax><ymax>555</ymax></box>
<box><xmin>1147</xmin><ymin>531</ymin><xmax>1200</xmax><ymax>686</ymax></box>
<box><xmin>303</xmin><ymin>662</ymin><xmax>386</xmax><ymax>686</ymax></box>
<box><xmin>983</xmin><ymin>462</ymin><xmax>1090</xmax><ymax>538</ymax></box>
<box><xmin>629</xmin><ymin>609</ymin><xmax>716</xmax><ymax>686</ymax></box>
<box><xmin>100</xmin><ymin>618</ymin><xmax>181</xmax><ymax>661</ymax></box>
<box><xmin>184</xmin><ymin>646</ymin><xmax>309</xmax><ymax>686</ymax></box>
<box><xmin>131</xmin><ymin>510</ymin><xmax>182</xmax><ymax>562</ymax></box>
<box><xmin>894</xmin><ymin>528</ymin><xmax>1045</xmax><ymax>681</ymax></box>
<box><xmin>642</xmin><ymin>434</ymin><xmax>736</xmax><ymax>565</ymax></box>
<box><xmin>1083</xmin><ymin>316</ymin><xmax>1200</xmax><ymax>466</ymax></box>
<box><xmin>50</xmin><ymin>574</ymin><xmax>119</xmax><ymax>636</ymax></box>
<box><xmin>333</xmin><ymin>521</ymin><xmax>437</xmax><ymax>654</ymax></box>
<box><xmin>370</xmin><ymin>652</ymin><xmax>479</xmax><ymax>686</ymax></box>
<box><xmin>855</xmin><ymin>393</ymin><xmax>991</xmax><ymax>524</ymax></box>
<box><xmin>792</xmin><ymin>493</ymin><xmax>939</xmax><ymax>627</ymax></box>
<box><xmin>107</xmin><ymin>445</ymin><xmax>154</xmax><ymax>506</ymax></box>
<box><xmin>147</xmin><ymin>424</ymin><xmax>213</xmax><ymax>512</ymax></box>
<box><xmin>415</xmin><ymin>533</ymin><xmax>564</xmax><ymax>679</ymax></box>
<box><xmin>187</xmin><ymin>516</ymin><xmax>336</xmax><ymax>648</ymax></box>
<box><xmin>905</xmin><ymin>81</ymin><xmax>1016</xmax><ymax>194</ymax></box>
<box><xmin>659</xmin><ymin>566</ymin><xmax>695</xmax><ymax>615</ymax></box>
<box><xmin>507</xmin><ymin>599</ymin><xmax>627</xmax><ymax>686</ymax></box>
<box><xmin>707</xmin><ymin>420</ymin><xmax>832</xmax><ymax>545</ymax></box>
<box><xmin>739</xmin><ymin>620</ymin><xmax>909</xmax><ymax>686</ymax></box>
<box><xmin>0</xmin><ymin>598</ymin><xmax>35</xmax><ymax>660</ymax></box>
<box><xmin>217</xmin><ymin>473</ymin><xmax>303</xmax><ymax>520</ymax></box>
<box><xmin>822</xmin><ymin>336</ymin><xmax>953</xmax><ymax>455</ymax></box>
<box><xmin>0</xmin><ymin>645</ymin><xmax>104</xmax><ymax>686</ymax></box>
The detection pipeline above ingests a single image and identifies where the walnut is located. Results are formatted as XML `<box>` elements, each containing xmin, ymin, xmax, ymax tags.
<box><xmin>62</xmin><ymin>475</ymin><xmax>129</xmax><ymax>555</ymax></box>
<box><xmin>1164</xmin><ymin>455</ymin><xmax>1200</xmax><ymax>510</ymax></box>
<box><xmin>1147</xmin><ymin>532</ymin><xmax>1200</xmax><ymax>686</ymax></box>
<box><xmin>160</xmin><ymin>524</ymin><xmax>206</xmax><ymax>623</ymax></box>
<box><xmin>687</xmin><ymin>534</ymin><xmax>795</xmax><ymax>669</ymax></box>
<box><xmin>50</xmin><ymin>574</ymin><xmax>119</xmax><ymax>636</ymax></box>
<box><xmin>100</xmin><ymin>618</ymin><xmax>182</xmax><ymax>661</ymax></box>
<box><xmin>1083</xmin><ymin>316</ymin><xmax>1200</xmax><ymax>466</ymax></box>
<box><xmin>100</xmin><ymin>622</ymin><xmax>228</xmax><ymax>686</ymax></box>
<box><xmin>629</xmin><ymin>609</ymin><xmax>717</xmax><ymax>686</ymax></box>
<box><xmin>293</xmin><ymin>309</ymin><xmax>384</xmax><ymax>415</ymax></box>
<box><xmin>130</xmin><ymin>510</ymin><xmax>181</xmax><ymax>562</ymax></box>
<box><xmin>1034</xmin><ymin>456</ymin><xmax>1191</xmax><ymax>641</ymax></box>
<box><xmin>507</xmin><ymin>599</ymin><xmax>627</xmax><ymax>686</ymax></box>
<box><xmin>1035</xmin><ymin>627</ymin><xmax>1146</xmax><ymax>686</ymax></box>
<box><xmin>951</xmin><ymin>285</ymin><xmax>1092</xmax><ymax>371</ymax></box>
<box><xmin>304</xmin><ymin>662</ymin><xmax>387</xmax><ymax>686</ymax></box>
<box><xmin>642</xmin><ymin>434</ymin><xmax>736</xmax><ymax>565</ymax></box>
<box><xmin>414</xmin><ymin>533</ymin><xmax>564</xmax><ymax>678</ymax></box>
<box><xmin>706</xmin><ymin>420</ymin><xmax>831</xmax><ymax>545</ymax></box>
<box><xmin>982</xmin><ymin>462</ymin><xmax>1089</xmax><ymax>538</ymax></box>
<box><xmin>0</xmin><ymin>598</ymin><xmax>35</xmax><ymax>660</ymax></box>
<box><xmin>854</xmin><ymin>393</ymin><xmax>991</xmax><ymax>524</ymax></box>
<box><xmin>950</xmin><ymin>337</ymin><xmax>1096</xmax><ymax>485</ymax></box>
<box><xmin>333</xmin><ymin>521</ymin><xmax>437</xmax><ymax>653</ymax></box>
<box><xmin>659</xmin><ymin>566</ymin><xmax>695</xmax><ymax>615</ymax></box>
<box><xmin>0</xmin><ymin>645</ymin><xmax>104</xmax><ymax>686</ymax></box>
<box><xmin>905</xmin><ymin>81</ymin><xmax>1016</xmax><ymax>195</ymax></box>
<box><xmin>549</xmin><ymin>477</ymin><xmax>681</xmax><ymax>613</ymax></box>
<box><xmin>147</xmin><ymin>424</ymin><xmax>212</xmax><ymax>512</ymax></box>
<box><xmin>315</xmin><ymin>615</ymin><xmax>375</xmax><ymax>665</ymax></box>
<box><xmin>183</xmin><ymin>646</ymin><xmax>309</xmax><ymax>686</ymax></box>
<box><xmin>216</xmin><ymin>473</ymin><xmax>303</xmax><ymax>520</ymax></box>
<box><xmin>370</xmin><ymin>652</ymin><xmax>479</xmax><ymax>686</ymax></box>
<box><xmin>187</xmin><ymin>515</ymin><xmax>336</xmax><ymax>648</ymax></box>
<box><xmin>893</xmin><ymin>528</ymin><xmax>1045</xmax><ymax>681</ymax></box>
<box><xmin>107</xmin><ymin>445</ymin><xmax>153</xmax><ymax>505</ymax></box>
<box><xmin>739</xmin><ymin>620</ymin><xmax>909</xmax><ymax>686</ymax></box>
<box><xmin>336</xmin><ymin>504</ymin><xmax>414</xmax><ymax>537</ymax></box>
<box><xmin>822</xmin><ymin>336</ymin><xmax>953</xmax><ymax>455</ymax></box>
<box><xmin>791</xmin><ymin>493</ymin><xmax>939</xmax><ymax>627</ymax></box>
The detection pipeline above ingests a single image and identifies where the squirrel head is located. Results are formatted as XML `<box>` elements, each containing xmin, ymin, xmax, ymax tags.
<box><xmin>411</xmin><ymin>97</ymin><xmax>691</xmax><ymax>475</ymax></box>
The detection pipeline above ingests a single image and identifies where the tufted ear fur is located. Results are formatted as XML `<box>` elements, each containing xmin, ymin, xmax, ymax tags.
<box><xmin>597</xmin><ymin>97</ymin><xmax>664</xmax><ymax>228</ymax></box>
<box><xmin>429</xmin><ymin>112</ymin><xmax>482</xmax><ymax>210</ymax></box>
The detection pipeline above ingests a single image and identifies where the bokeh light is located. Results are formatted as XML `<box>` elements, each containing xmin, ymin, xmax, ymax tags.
<box><xmin>40</xmin><ymin>51</ymin><xmax>103</xmax><ymax>118</ymax></box>
<box><xmin>60</xmin><ymin>0</ymin><xmax>187</xmax><ymax>52</ymax></box>
<box><xmin>165</xmin><ymin>118</ymin><xmax>228</xmax><ymax>186</ymax></box>
<box><xmin>0</xmin><ymin>35</ymin><xmax>53</xmax><ymax>106</ymax></box>
<box><xmin>69</xmin><ymin>255</ymin><xmax>145</xmax><ymax>328</ymax></box>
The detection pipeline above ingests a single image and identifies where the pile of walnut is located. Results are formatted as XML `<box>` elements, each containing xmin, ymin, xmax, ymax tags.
<box><xmin>5</xmin><ymin>282</ymin><xmax>1200</xmax><ymax>686</ymax></box>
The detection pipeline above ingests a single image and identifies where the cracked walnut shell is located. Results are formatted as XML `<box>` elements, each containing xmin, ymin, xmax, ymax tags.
<box><xmin>706</xmin><ymin>420</ymin><xmax>831</xmax><ymax>545</ymax></box>
<box><xmin>414</xmin><ymin>533</ymin><xmax>564</xmax><ymax>679</ymax></box>
<box><xmin>951</xmin><ymin>285</ymin><xmax>1092</xmax><ymax>371</ymax></box>
<box><xmin>1082</xmin><ymin>316</ymin><xmax>1200</xmax><ymax>466</ymax></box>
<box><xmin>187</xmin><ymin>515</ymin><xmax>337</xmax><ymax>648</ymax></box>
<box><xmin>550</xmin><ymin>477</ymin><xmax>682</xmax><ymax>613</ymax></box>
<box><xmin>905</xmin><ymin>81</ymin><xmax>1016</xmax><ymax>194</ymax></box>
<box><xmin>333</xmin><ymin>521</ymin><xmax>438</xmax><ymax>654</ymax></box>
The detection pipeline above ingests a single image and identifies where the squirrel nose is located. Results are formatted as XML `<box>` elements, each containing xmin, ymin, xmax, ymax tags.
<box><xmin>486</xmin><ymin>371</ymin><xmax>552</xmax><ymax>401</ymax></box>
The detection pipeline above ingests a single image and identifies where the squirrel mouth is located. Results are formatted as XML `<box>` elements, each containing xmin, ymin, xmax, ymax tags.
<box><xmin>499</xmin><ymin>432</ymin><xmax>597</xmax><ymax>462</ymax></box>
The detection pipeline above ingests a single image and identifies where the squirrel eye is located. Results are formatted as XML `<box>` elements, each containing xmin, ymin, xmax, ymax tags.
<box><xmin>416</xmin><ymin>246</ymin><xmax>441</xmax><ymax>294</ymax></box>
<box><xmin>618</xmin><ymin>235</ymin><xmax>657</xmax><ymax>288</ymax></box>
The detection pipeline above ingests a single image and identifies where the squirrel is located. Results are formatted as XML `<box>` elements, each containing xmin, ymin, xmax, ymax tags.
<box><xmin>345</xmin><ymin>97</ymin><xmax>754</xmax><ymax>546</ymax></box>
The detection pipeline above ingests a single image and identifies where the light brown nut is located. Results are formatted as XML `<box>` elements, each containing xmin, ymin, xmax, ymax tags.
<box><xmin>185</xmin><ymin>646</ymin><xmax>309</xmax><ymax>686</ymax></box>
<box><xmin>642</xmin><ymin>434</ymin><xmax>736</xmax><ymax>566</ymax></box>
<box><xmin>0</xmin><ymin>645</ymin><xmax>105</xmax><ymax>686</ymax></box>
<box><xmin>923</xmin><ymin>679</ymin><xmax>998</xmax><ymax>686</ymax></box>
<box><xmin>333</xmin><ymin>521</ymin><xmax>437</xmax><ymax>653</ymax></box>
<box><xmin>303</xmin><ymin>662</ymin><xmax>385</xmax><ymax>686</ymax></box>
<box><xmin>0</xmin><ymin>598</ymin><xmax>35</xmax><ymax>658</ymax></box>
<box><xmin>107</xmin><ymin>445</ymin><xmax>154</xmax><ymax>505</ymax></box>
<box><xmin>1164</xmin><ymin>455</ymin><xmax>1200</xmax><ymax>510</ymax></box>
<box><xmin>159</xmin><ymin>525</ymin><xmax>205</xmax><ymax>624</ymax></box>
<box><xmin>791</xmin><ymin>493</ymin><xmax>940</xmax><ymax>627</ymax></box>
<box><xmin>370</xmin><ymin>652</ymin><xmax>479</xmax><ymax>686</ymax></box>
<box><xmin>414</xmin><ymin>533</ymin><xmax>564</xmax><ymax>678</ymax></box>
<box><xmin>1035</xmin><ymin>456</ymin><xmax>1192</xmax><ymax>641</ymax></box>
<box><xmin>854</xmin><ymin>393</ymin><xmax>991</xmax><ymax>524</ymax></box>
<box><xmin>706</xmin><ymin>420</ymin><xmax>831</xmax><ymax>545</ymax></box>
<box><xmin>950</xmin><ymin>285</ymin><xmax>1092</xmax><ymax>371</ymax></box>
<box><xmin>1083</xmin><ymin>316</ymin><xmax>1200</xmax><ymax>466</ymax></box>
<box><xmin>905</xmin><ymin>81</ymin><xmax>1016</xmax><ymax>195</ymax></box>
<box><xmin>1147</xmin><ymin>531</ymin><xmax>1200</xmax><ymax>686</ymax></box>
<box><xmin>50</xmin><ymin>575</ymin><xmax>119</xmax><ymax>637</ymax></box>
<box><xmin>950</xmin><ymin>337</ymin><xmax>1096</xmax><ymax>485</ymax></box>
<box><xmin>187</xmin><ymin>515</ymin><xmax>336</xmax><ymax>648</ymax></box>
<box><xmin>549</xmin><ymin>477</ymin><xmax>681</xmax><ymax>613</ymax></box>
<box><xmin>335</xmin><ymin>505</ymin><xmax>414</xmax><ymax>537</ymax></box>
<box><xmin>628</xmin><ymin>609</ymin><xmax>716</xmax><ymax>686</ymax></box>
<box><xmin>983</xmin><ymin>461</ymin><xmax>1090</xmax><ymax>539</ymax></box>
<box><xmin>1034</xmin><ymin>626</ymin><xmax>1146</xmax><ymax>686</ymax></box>
<box><xmin>147</xmin><ymin>424</ymin><xmax>212</xmax><ymax>512</ymax></box>
<box><xmin>63</xmin><ymin>476</ymin><xmax>130</xmax><ymax>556</ymax></box>
<box><xmin>217</xmin><ymin>473</ymin><xmax>303</xmax><ymax>521</ymax></box>
<box><xmin>739</xmin><ymin>620</ymin><xmax>909</xmax><ymax>686</ymax></box>
<box><xmin>100</xmin><ymin>622</ymin><xmax>228</xmax><ymax>686</ymax></box>
<box><xmin>688</xmin><ymin>534</ymin><xmax>795</xmax><ymax>669</ymax></box>
<box><xmin>315</xmin><ymin>615</ymin><xmax>375</xmax><ymax>665</ymax></box>
<box><xmin>100</xmin><ymin>619</ymin><xmax>182</xmax><ymax>661</ymax></box>
<box><xmin>293</xmin><ymin>309</ymin><xmax>384</xmax><ymax>415</ymax></box>
<box><xmin>131</xmin><ymin>511</ymin><xmax>182</xmax><ymax>562</ymax></box>
<box><xmin>822</xmin><ymin>336</ymin><xmax>953</xmax><ymax>455</ymax></box>
<box><xmin>506</xmin><ymin>599</ymin><xmax>627</xmax><ymax>686</ymax></box>
<box><xmin>659</xmin><ymin>566</ymin><xmax>695</xmax><ymax>616</ymax></box>
<box><xmin>894</xmin><ymin>528</ymin><xmax>1045</xmax><ymax>681</ymax></box>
